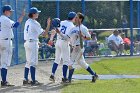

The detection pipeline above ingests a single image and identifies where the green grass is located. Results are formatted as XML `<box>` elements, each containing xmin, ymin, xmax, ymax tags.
<box><xmin>62</xmin><ymin>57</ymin><xmax>140</xmax><ymax>93</ymax></box>
<box><xmin>75</xmin><ymin>57</ymin><xmax>140</xmax><ymax>75</ymax></box>
<box><xmin>62</xmin><ymin>79</ymin><xmax>140</xmax><ymax>93</ymax></box>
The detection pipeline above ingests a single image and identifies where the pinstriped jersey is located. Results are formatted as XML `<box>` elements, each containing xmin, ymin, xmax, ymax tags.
<box><xmin>57</xmin><ymin>20</ymin><xmax>74</xmax><ymax>41</ymax></box>
<box><xmin>0</xmin><ymin>15</ymin><xmax>14</xmax><ymax>39</ymax></box>
<box><xmin>24</xmin><ymin>18</ymin><xmax>44</xmax><ymax>41</ymax></box>
<box><xmin>67</xmin><ymin>24</ymin><xmax>91</xmax><ymax>46</ymax></box>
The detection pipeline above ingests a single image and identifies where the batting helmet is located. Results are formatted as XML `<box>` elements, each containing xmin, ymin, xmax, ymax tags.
<box><xmin>52</xmin><ymin>18</ymin><xmax>61</xmax><ymax>28</ymax></box>
<box><xmin>29</xmin><ymin>7</ymin><xmax>41</xmax><ymax>14</ymax></box>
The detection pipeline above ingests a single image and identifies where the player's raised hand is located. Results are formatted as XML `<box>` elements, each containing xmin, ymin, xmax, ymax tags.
<box><xmin>18</xmin><ymin>9</ymin><xmax>25</xmax><ymax>23</ymax></box>
<box><xmin>47</xmin><ymin>17</ymin><xmax>51</xmax><ymax>26</ymax></box>
<box><xmin>21</xmin><ymin>9</ymin><xmax>26</xmax><ymax>17</ymax></box>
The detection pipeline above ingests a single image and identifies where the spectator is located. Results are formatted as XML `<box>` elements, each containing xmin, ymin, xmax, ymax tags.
<box><xmin>135</xmin><ymin>42</ymin><xmax>140</xmax><ymax>55</ymax></box>
<box><xmin>39</xmin><ymin>36</ymin><xmax>49</xmax><ymax>59</ymax></box>
<box><xmin>108</xmin><ymin>30</ymin><xmax>124</xmax><ymax>55</ymax></box>
<box><xmin>84</xmin><ymin>40</ymin><xmax>92</xmax><ymax>56</ymax></box>
<box><xmin>39</xmin><ymin>33</ymin><xmax>55</xmax><ymax>59</ymax></box>
<box><xmin>84</xmin><ymin>33</ymin><xmax>99</xmax><ymax>56</ymax></box>
<box><xmin>121</xmin><ymin>33</ymin><xmax>130</xmax><ymax>51</ymax></box>
<box><xmin>134</xmin><ymin>35</ymin><xmax>140</xmax><ymax>55</ymax></box>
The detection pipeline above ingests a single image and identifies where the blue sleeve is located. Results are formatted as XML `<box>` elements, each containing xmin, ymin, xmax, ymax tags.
<box><xmin>13</xmin><ymin>22</ymin><xmax>20</xmax><ymax>28</ymax></box>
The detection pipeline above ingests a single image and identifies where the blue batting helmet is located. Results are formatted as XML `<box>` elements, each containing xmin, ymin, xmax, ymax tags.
<box><xmin>52</xmin><ymin>18</ymin><xmax>61</xmax><ymax>28</ymax></box>
<box><xmin>2</xmin><ymin>5</ymin><xmax>14</xmax><ymax>12</ymax></box>
<box><xmin>29</xmin><ymin>7</ymin><xmax>41</xmax><ymax>14</ymax></box>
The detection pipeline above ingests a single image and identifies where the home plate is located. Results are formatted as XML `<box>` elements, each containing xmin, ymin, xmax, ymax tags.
<box><xmin>72</xmin><ymin>74</ymin><xmax>140</xmax><ymax>80</ymax></box>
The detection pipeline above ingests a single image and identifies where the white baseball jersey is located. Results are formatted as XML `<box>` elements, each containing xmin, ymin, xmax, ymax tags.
<box><xmin>67</xmin><ymin>24</ymin><xmax>91</xmax><ymax>46</ymax></box>
<box><xmin>57</xmin><ymin>20</ymin><xmax>74</xmax><ymax>41</ymax></box>
<box><xmin>24</xmin><ymin>18</ymin><xmax>44</xmax><ymax>41</ymax></box>
<box><xmin>24</xmin><ymin>18</ymin><xmax>44</xmax><ymax>68</ymax></box>
<box><xmin>0</xmin><ymin>15</ymin><xmax>15</xmax><ymax>69</ymax></box>
<box><xmin>108</xmin><ymin>34</ymin><xmax>123</xmax><ymax>46</ymax></box>
<box><xmin>0</xmin><ymin>15</ymin><xmax>14</xmax><ymax>39</ymax></box>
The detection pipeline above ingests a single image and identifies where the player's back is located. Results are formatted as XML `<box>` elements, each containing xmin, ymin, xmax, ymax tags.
<box><xmin>57</xmin><ymin>20</ymin><xmax>74</xmax><ymax>41</ymax></box>
<box><xmin>0</xmin><ymin>15</ymin><xmax>14</xmax><ymax>39</ymax></box>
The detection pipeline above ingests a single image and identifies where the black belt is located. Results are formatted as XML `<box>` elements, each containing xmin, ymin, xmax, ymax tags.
<box><xmin>4</xmin><ymin>38</ymin><xmax>13</xmax><ymax>40</ymax></box>
<box><xmin>58</xmin><ymin>37</ymin><xmax>66</xmax><ymax>40</ymax></box>
<box><xmin>73</xmin><ymin>45</ymin><xmax>80</xmax><ymax>47</ymax></box>
<box><xmin>24</xmin><ymin>39</ymin><xmax>36</xmax><ymax>42</ymax></box>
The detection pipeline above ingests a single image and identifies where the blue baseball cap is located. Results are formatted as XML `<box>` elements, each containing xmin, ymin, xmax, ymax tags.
<box><xmin>2</xmin><ymin>5</ymin><xmax>14</xmax><ymax>12</ymax></box>
<box><xmin>68</xmin><ymin>12</ymin><xmax>76</xmax><ymax>19</ymax></box>
<box><xmin>29</xmin><ymin>7</ymin><xmax>41</xmax><ymax>14</ymax></box>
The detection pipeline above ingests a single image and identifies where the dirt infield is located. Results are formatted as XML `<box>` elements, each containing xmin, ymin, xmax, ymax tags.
<box><xmin>0</xmin><ymin>58</ymin><xmax>97</xmax><ymax>93</ymax></box>
<box><xmin>0</xmin><ymin>60</ymin><xmax>63</xmax><ymax>93</ymax></box>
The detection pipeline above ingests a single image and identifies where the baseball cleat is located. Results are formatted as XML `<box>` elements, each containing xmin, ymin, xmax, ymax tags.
<box><xmin>31</xmin><ymin>80</ymin><xmax>43</xmax><ymax>86</ymax></box>
<box><xmin>61</xmin><ymin>78</ymin><xmax>70</xmax><ymax>84</ymax></box>
<box><xmin>49</xmin><ymin>75</ymin><xmax>55</xmax><ymax>82</ymax></box>
<box><xmin>1</xmin><ymin>81</ymin><xmax>14</xmax><ymax>87</ymax></box>
<box><xmin>67</xmin><ymin>79</ymin><xmax>72</xmax><ymax>84</ymax></box>
<box><xmin>23</xmin><ymin>80</ymin><xmax>31</xmax><ymax>85</ymax></box>
<box><xmin>92</xmin><ymin>74</ymin><xmax>98</xmax><ymax>83</ymax></box>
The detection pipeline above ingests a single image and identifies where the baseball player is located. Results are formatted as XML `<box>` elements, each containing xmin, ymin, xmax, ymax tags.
<box><xmin>49</xmin><ymin>12</ymin><xmax>76</xmax><ymax>83</ymax></box>
<box><xmin>0</xmin><ymin>5</ymin><xmax>25</xmax><ymax>86</ymax></box>
<box><xmin>23</xmin><ymin>7</ymin><xmax>51</xmax><ymax>86</ymax></box>
<box><xmin>56</xmin><ymin>12</ymin><xmax>98</xmax><ymax>83</ymax></box>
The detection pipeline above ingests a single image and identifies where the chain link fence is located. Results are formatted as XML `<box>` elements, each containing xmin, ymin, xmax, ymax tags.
<box><xmin>32</xmin><ymin>1</ymin><xmax>138</xmax><ymax>29</ymax></box>
<box><xmin>32</xmin><ymin>1</ymin><xmax>140</xmax><ymax>58</ymax></box>
<box><xmin>0</xmin><ymin>0</ymin><xmax>140</xmax><ymax>65</ymax></box>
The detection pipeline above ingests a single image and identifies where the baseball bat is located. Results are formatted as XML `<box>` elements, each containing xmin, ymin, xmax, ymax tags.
<box><xmin>78</xmin><ymin>20</ymin><xmax>83</xmax><ymax>49</ymax></box>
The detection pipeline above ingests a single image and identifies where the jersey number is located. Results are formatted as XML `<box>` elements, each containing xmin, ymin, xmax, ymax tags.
<box><xmin>60</xmin><ymin>25</ymin><xmax>67</xmax><ymax>34</ymax></box>
<box><xmin>26</xmin><ymin>25</ymin><xmax>29</xmax><ymax>33</ymax></box>
<box><xmin>0</xmin><ymin>22</ymin><xmax>1</xmax><ymax>31</ymax></box>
